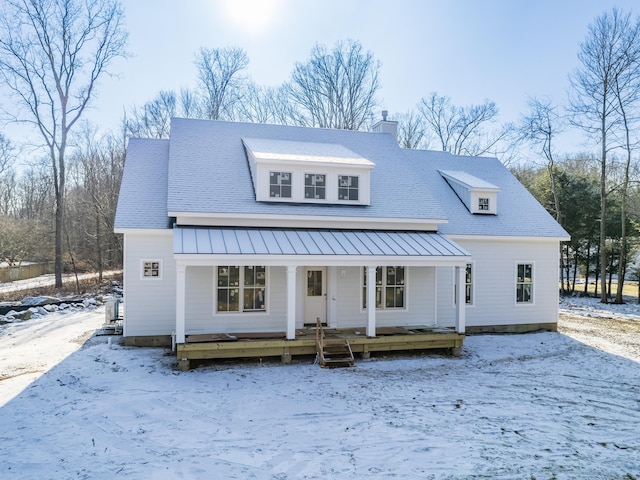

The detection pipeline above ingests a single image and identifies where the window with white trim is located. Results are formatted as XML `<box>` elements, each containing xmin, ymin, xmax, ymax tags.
<box><xmin>304</xmin><ymin>173</ymin><xmax>326</xmax><ymax>199</ymax></box>
<box><xmin>362</xmin><ymin>266</ymin><xmax>405</xmax><ymax>309</ymax></box>
<box><xmin>217</xmin><ymin>266</ymin><xmax>266</xmax><ymax>312</ymax></box>
<box><xmin>478</xmin><ymin>197</ymin><xmax>489</xmax><ymax>211</ymax></box>
<box><xmin>142</xmin><ymin>260</ymin><xmax>161</xmax><ymax>279</ymax></box>
<box><xmin>338</xmin><ymin>175</ymin><xmax>359</xmax><ymax>201</ymax></box>
<box><xmin>516</xmin><ymin>263</ymin><xmax>533</xmax><ymax>303</ymax></box>
<box><xmin>269</xmin><ymin>172</ymin><xmax>291</xmax><ymax>198</ymax></box>
<box><xmin>465</xmin><ymin>263</ymin><xmax>473</xmax><ymax>304</ymax></box>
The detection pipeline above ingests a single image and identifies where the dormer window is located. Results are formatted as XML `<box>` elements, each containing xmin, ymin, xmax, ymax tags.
<box><xmin>305</xmin><ymin>173</ymin><xmax>326</xmax><ymax>199</ymax></box>
<box><xmin>338</xmin><ymin>175</ymin><xmax>359</xmax><ymax>201</ymax></box>
<box><xmin>269</xmin><ymin>171</ymin><xmax>291</xmax><ymax>198</ymax></box>
<box><xmin>439</xmin><ymin>170</ymin><xmax>499</xmax><ymax>215</ymax></box>
<box><xmin>244</xmin><ymin>138</ymin><xmax>373</xmax><ymax>205</ymax></box>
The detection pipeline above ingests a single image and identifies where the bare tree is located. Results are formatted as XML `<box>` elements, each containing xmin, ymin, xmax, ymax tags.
<box><xmin>0</xmin><ymin>0</ymin><xmax>128</xmax><ymax>288</ymax></box>
<box><xmin>395</xmin><ymin>110</ymin><xmax>428</xmax><ymax>149</ymax></box>
<box><xmin>569</xmin><ymin>8</ymin><xmax>640</xmax><ymax>303</ymax></box>
<box><xmin>126</xmin><ymin>90</ymin><xmax>177</xmax><ymax>139</ymax></box>
<box><xmin>518</xmin><ymin>96</ymin><xmax>567</xmax><ymax>291</ymax></box>
<box><xmin>179</xmin><ymin>87</ymin><xmax>200</xmax><ymax>119</ymax></box>
<box><xmin>69</xmin><ymin>123</ymin><xmax>125</xmax><ymax>280</ymax></box>
<box><xmin>611</xmin><ymin>17</ymin><xmax>640</xmax><ymax>303</ymax></box>
<box><xmin>519</xmin><ymin>97</ymin><xmax>565</xmax><ymax>221</ymax></box>
<box><xmin>195</xmin><ymin>46</ymin><xmax>249</xmax><ymax>121</ymax></box>
<box><xmin>286</xmin><ymin>40</ymin><xmax>380</xmax><ymax>130</ymax></box>
<box><xmin>418</xmin><ymin>92</ymin><xmax>510</xmax><ymax>156</ymax></box>
<box><xmin>0</xmin><ymin>134</ymin><xmax>15</xmax><ymax>177</ymax></box>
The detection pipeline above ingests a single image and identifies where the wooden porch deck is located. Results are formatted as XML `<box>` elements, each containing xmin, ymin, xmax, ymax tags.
<box><xmin>176</xmin><ymin>325</ymin><xmax>464</xmax><ymax>370</ymax></box>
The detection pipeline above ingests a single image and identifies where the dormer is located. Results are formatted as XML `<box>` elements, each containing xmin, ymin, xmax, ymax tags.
<box><xmin>439</xmin><ymin>170</ymin><xmax>500</xmax><ymax>215</ymax></box>
<box><xmin>243</xmin><ymin>138</ymin><xmax>374</xmax><ymax>205</ymax></box>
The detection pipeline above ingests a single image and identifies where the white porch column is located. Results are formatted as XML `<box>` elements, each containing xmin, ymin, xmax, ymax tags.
<box><xmin>455</xmin><ymin>265</ymin><xmax>466</xmax><ymax>334</ymax></box>
<box><xmin>286</xmin><ymin>265</ymin><xmax>297</xmax><ymax>340</ymax></box>
<box><xmin>176</xmin><ymin>264</ymin><xmax>187</xmax><ymax>344</ymax></box>
<box><xmin>366</xmin><ymin>265</ymin><xmax>377</xmax><ymax>337</ymax></box>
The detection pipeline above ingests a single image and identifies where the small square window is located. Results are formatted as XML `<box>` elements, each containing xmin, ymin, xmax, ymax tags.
<box><xmin>269</xmin><ymin>171</ymin><xmax>292</xmax><ymax>198</ymax></box>
<box><xmin>338</xmin><ymin>175</ymin><xmax>359</xmax><ymax>201</ymax></box>
<box><xmin>478</xmin><ymin>198</ymin><xmax>489</xmax><ymax>211</ymax></box>
<box><xmin>305</xmin><ymin>173</ymin><xmax>326</xmax><ymax>199</ymax></box>
<box><xmin>142</xmin><ymin>260</ymin><xmax>161</xmax><ymax>279</ymax></box>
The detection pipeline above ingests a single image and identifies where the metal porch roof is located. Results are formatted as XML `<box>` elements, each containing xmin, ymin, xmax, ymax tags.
<box><xmin>173</xmin><ymin>228</ymin><xmax>470</xmax><ymax>257</ymax></box>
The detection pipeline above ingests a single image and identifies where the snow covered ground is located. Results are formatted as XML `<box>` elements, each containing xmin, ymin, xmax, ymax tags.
<box><xmin>0</xmin><ymin>297</ymin><xmax>639</xmax><ymax>479</ymax></box>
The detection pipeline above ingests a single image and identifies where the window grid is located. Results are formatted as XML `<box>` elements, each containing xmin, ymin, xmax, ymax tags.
<box><xmin>338</xmin><ymin>175</ymin><xmax>359</xmax><ymax>201</ymax></box>
<box><xmin>217</xmin><ymin>266</ymin><xmax>266</xmax><ymax>313</ymax></box>
<box><xmin>478</xmin><ymin>198</ymin><xmax>489</xmax><ymax>211</ymax></box>
<box><xmin>142</xmin><ymin>261</ymin><xmax>160</xmax><ymax>278</ymax></box>
<box><xmin>363</xmin><ymin>266</ymin><xmax>405</xmax><ymax>309</ymax></box>
<box><xmin>465</xmin><ymin>263</ymin><xmax>473</xmax><ymax>304</ymax></box>
<box><xmin>269</xmin><ymin>171</ymin><xmax>292</xmax><ymax>198</ymax></box>
<box><xmin>304</xmin><ymin>173</ymin><xmax>326</xmax><ymax>199</ymax></box>
<box><xmin>516</xmin><ymin>263</ymin><xmax>533</xmax><ymax>303</ymax></box>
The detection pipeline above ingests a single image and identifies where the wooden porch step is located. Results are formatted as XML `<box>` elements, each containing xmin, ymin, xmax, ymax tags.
<box><xmin>318</xmin><ymin>339</ymin><xmax>355</xmax><ymax>368</ymax></box>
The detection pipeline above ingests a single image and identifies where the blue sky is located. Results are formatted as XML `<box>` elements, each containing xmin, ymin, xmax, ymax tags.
<box><xmin>10</xmin><ymin>0</ymin><xmax>640</xmax><ymax>158</ymax></box>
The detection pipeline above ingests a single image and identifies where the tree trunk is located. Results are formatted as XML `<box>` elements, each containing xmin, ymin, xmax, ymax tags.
<box><xmin>599</xmin><ymin>116</ymin><xmax>607</xmax><ymax>303</ymax></box>
<box><xmin>584</xmin><ymin>240</ymin><xmax>591</xmax><ymax>296</ymax></box>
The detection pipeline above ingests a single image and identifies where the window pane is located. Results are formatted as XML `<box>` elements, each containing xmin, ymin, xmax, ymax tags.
<box><xmin>218</xmin><ymin>266</ymin><xmax>229</xmax><ymax>287</ymax></box>
<box><xmin>307</xmin><ymin>270</ymin><xmax>322</xmax><ymax>296</ymax></box>
<box><xmin>244</xmin><ymin>288</ymin><xmax>265</xmax><ymax>311</ymax></box>
<box><xmin>386</xmin><ymin>287</ymin><xmax>395</xmax><ymax>308</ymax></box>
<box><xmin>256</xmin><ymin>266</ymin><xmax>265</xmax><ymax>286</ymax></box>
<box><xmin>396</xmin><ymin>287</ymin><xmax>404</xmax><ymax>308</ymax></box>
<box><xmin>229</xmin><ymin>266</ymin><xmax>240</xmax><ymax>286</ymax></box>
<box><xmin>243</xmin><ymin>266</ymin><xmax>252</xmax><ymax>286</ymax></box>
<box><xmin>217</xmin><ymin>289</ymin><xmax>228</xmax><ymax>311</ymax></box>
<box><xmin>229</xmin><ymin>289</ymin><xmax>239</xmax><ymax>311</ymax></box>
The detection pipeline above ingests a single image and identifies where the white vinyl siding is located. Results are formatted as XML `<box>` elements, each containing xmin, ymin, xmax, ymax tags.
<box><xmin>122</xmin><ymin>232</ymin><xmax>176</xmax><ymax>337</ymax></box>
<box><xmin>450</xmin><ymin>237</ymin><xmax>560</xmax><ymax>327</ymax></box>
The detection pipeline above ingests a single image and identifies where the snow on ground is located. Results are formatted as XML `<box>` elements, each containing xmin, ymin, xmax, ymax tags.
<box><xmin>0</xmin><ymin>270</ymin><xmax>120</xmax><ymax>296</ymax></box>
<box><xmin>0</xmin><ymin>298</ymin><xmax>639</xmax><ymax>479</ymax></box>
<box><xmin>561</xmin><ymin>294</ymin><xmax>640</xmax><ymax>322</ymax></box>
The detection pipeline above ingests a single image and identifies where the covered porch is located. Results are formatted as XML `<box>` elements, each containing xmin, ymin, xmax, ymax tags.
<box><xmin>173</xmin><ymin>228</ymin><xmax>470</xmax><ymax>369</ymax></box>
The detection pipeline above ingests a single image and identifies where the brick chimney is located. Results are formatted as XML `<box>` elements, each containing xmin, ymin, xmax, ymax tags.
<box><xmin>371</xmin><ymin>110</ymin><xmax>398</xmax><ymax>140</ymax></box>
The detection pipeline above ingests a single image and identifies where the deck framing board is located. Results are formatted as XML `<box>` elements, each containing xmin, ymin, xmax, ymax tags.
<box><xmin>177</xmin><ymin>331</ymin><xmax>464</xmax><ymax>362</ymax></box>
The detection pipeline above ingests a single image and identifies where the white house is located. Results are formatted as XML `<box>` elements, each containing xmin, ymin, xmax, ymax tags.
<box><xmin>114</xmin><ymin>117</ymin><xmax>569</xmax><ymax>368</ymax></box>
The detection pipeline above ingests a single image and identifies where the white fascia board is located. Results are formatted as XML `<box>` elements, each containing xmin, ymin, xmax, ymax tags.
<box><xmin>439</xmin><ymin>170</ymin><xmax>500</xmax><ymax>192</ymax></box>
<box><xmin>114</xmin><ymin>228</ymin><xmax>172</xmax><ymax>236</ymax></box>
<box><xmin>174</xmin><ymin>254</ymin><xmax>470</xmax><ymax>268</ymax></box>
<box><xmin>255</xmin><ymin>157</ymin><xmax>375</xmax><ymax>170</ymax></box>
<box><xmin>171</xmin><ymin>212</ymin><xmax>447</xmax><ymax>230</ymax></box>
<box><xmin>448</xmin><ymin>234</ymin><xmax>571</xmax><ymax>242</ymax></box>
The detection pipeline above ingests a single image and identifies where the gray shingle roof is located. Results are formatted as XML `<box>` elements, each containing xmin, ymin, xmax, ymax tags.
<box><xmin>167</xmin><ymin>118</ymin><xmax>449</xmax><ymax>221</ymax></box>
<box><xmin>114</xmin><ymin>138</ymin><xmax>171</xmax><ymax>230</ymax></box>
<box><xmin>115</xmin><ymin>118</ymin><xmax>569</xmax><ymax>239</ymax></box>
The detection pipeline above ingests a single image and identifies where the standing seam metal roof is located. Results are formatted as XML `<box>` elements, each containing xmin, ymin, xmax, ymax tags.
<box><xmin>173</xmin><ymin>227</ymin><xmax>470</xmax><ymax>257</ymax></box>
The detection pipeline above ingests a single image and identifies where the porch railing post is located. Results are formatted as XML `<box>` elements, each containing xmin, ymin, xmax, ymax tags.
<box><xmin>286</xmin><ymin>265</ymin><xmax>297</xmax><ymax>340</ymax></box>
<box><xmin>366</xmin><ymin>265</ymin><xmax>377</xmax><ymax>337</ymax></box>
<box><xmin>455</xmin><ymin>265</ymin><xmax>466</xmax><ymax>334</ymax></box>
<box><xmin>176</xmin><ymin>264</ymin><xmax>187</xmax><ymax>344</ymax></box>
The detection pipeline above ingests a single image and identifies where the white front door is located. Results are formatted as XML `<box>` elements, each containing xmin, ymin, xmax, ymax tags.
<box><xmin>304</xmin><ymin>267</ymin><xmax>327</xmax><ymax>325</ymax></box>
